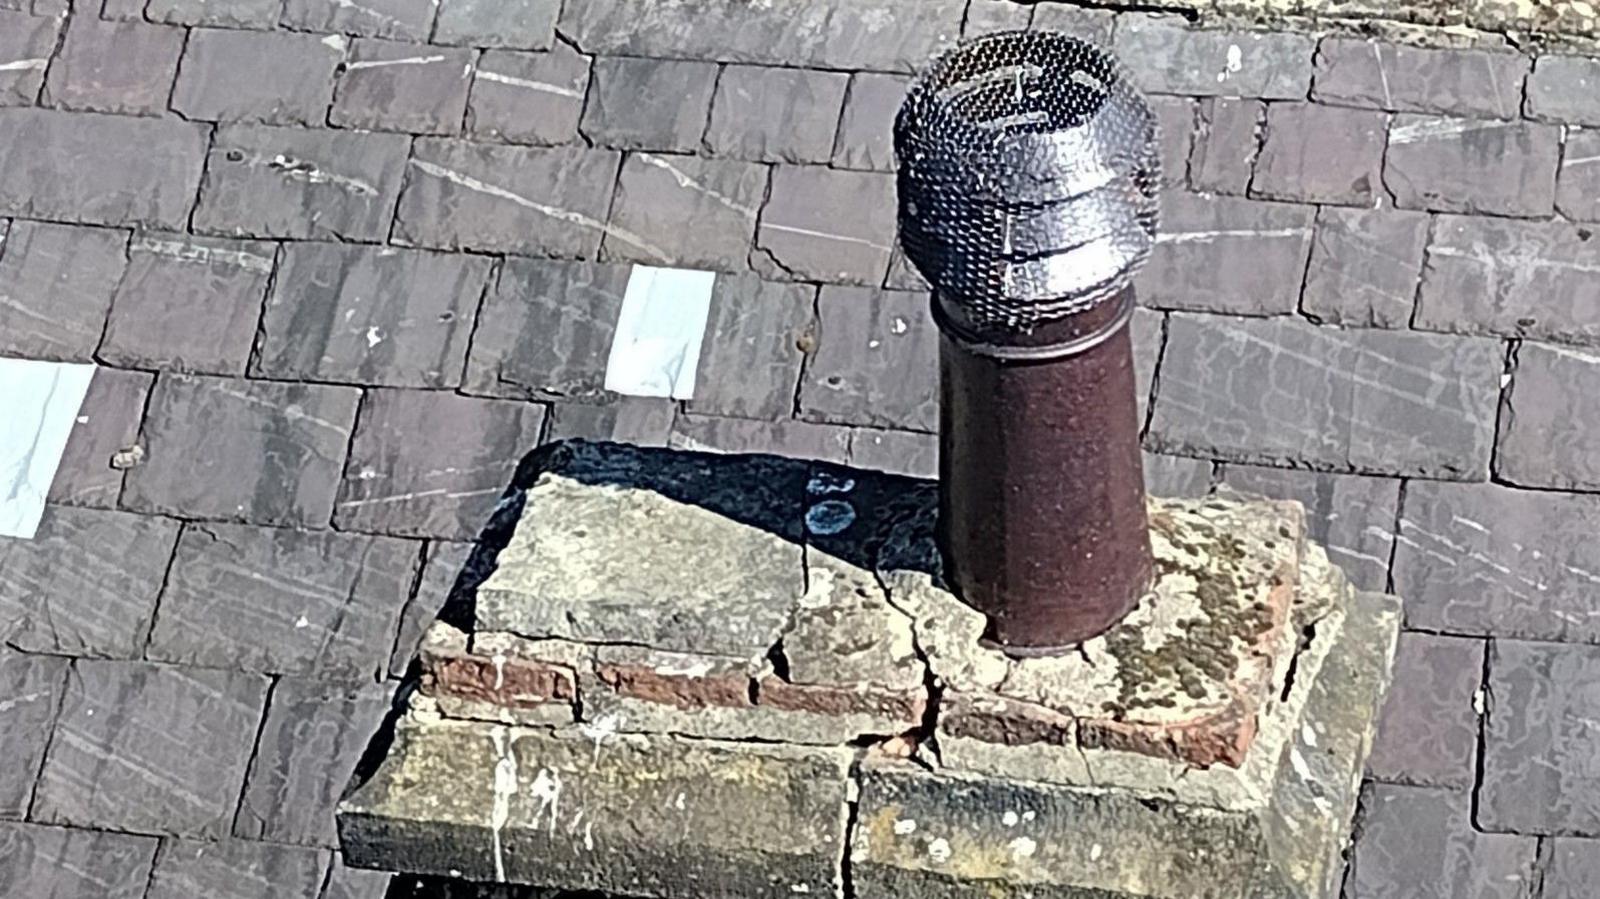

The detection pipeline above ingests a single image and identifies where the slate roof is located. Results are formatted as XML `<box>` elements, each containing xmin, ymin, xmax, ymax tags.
<box><xmin>0</xmin><ymin>0</ymin><xmax>1597</xmax><ymax>896</ymax></box>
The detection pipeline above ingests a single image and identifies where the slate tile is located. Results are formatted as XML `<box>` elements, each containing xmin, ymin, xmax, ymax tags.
<box><xmin>434</xmin><ymin>0</ymin><xmax>558</xmax><ymax>49</ymax></box>
<box><xmin>884</xmin><ymin>241</ymin><xmax>930</xmax><ymax>292</ymax></box>
<box><xmin>581</xmin><ymin>57</ymin><xmax>717</xmax><ymax>153</ymax></box>
<box><xmin>255</xmin><ymin>243</ymin><xmax>491</xmax><ymax>388</ymax></box>
<box><xmin>0</xmin><ymin>651</ymin><xmax>68</xmax><ymax>817</ymax></box>
<box><xmin>146</xmin><ymin>838</ymin><xmax>330</xmax><ymax>899</ymax></box>
<box><xmin>390</xmin><ymin>539</ymin><xmax>475</xmax><ymax>677</ymax></box>
<box><xmin>1385</xmin><ymin>115</ymin><xmax>1560</xmax><ymax>217</ymax></box>
<box><xmin>0</xmin><ymin>110</ymin><xmax>207</xmax><ymax>229</ymax></box>
<box><xmin>1367</xmin><ymin>633</ymin><xmax>1483</xmax><ymax>788</ymax></box>
<box><xmin>1219</xmin><ymin>464</ymin><xmax>1399</xmax><ymax>591</ymax></box>
<box><xmin>558</xmin><ymin>0</ymin><xmax>962</xmax><ymax>73</ymax></box>
<box><xmin>1497</xmin><ymin>343</ymin><xmax>1600</xmax><ymax>491</ymax></box>
<box><xmin>1312</xmin><ymin>38</ymin><xmax>1529</xmax><ymax>119</ymax></box>
<box><xmin>688</xmin><ymin>276</ymin><xmax>814</xmax><ymax>421</ymax></box>
<box><xmin>171</xmin><ymin>29</ymin><xmax>345</xmax><ymax>127</ymax></box>
<box><xmin>1348</xmin><ymin>784</ymin><xmax>1537</xmax><ymax>899</ymax></box>
<box><xmin>545</xmin><ymin>399</ymin><xmax>674</xmax><ymax>447</ymax></box>
<box><xmin>101</xmin><ymin>0</ymin><xmax>146</xmax><ymax>16</ymax></box>
<box><xmin>0</xmin><ymin>11</ymin><xmax>56</xmax><ymax>106</ymax></box>
<box><xmin>964</xmin><ymin>0</ymin><xmax>1031</xmax><ymax>34</ymax></box>
<box><xmin>397</xmin><ymin>139</ymin><xmax>621</xmax><ymax>256</ymax></box>
<box><xmin>1134</xmin><ymin>192</ymin><xmax>1313</xmax><ymax>316</ymax></box>
<box><xmin>322</xmin><ymin>854</ymin><xmax>394</xmax><ymax>899</ymax></box>
<box><xmin>0</xmin><ymin>221</ymin><xmax>127</xmax><ymax>361</ymax></box>
<box><xmin>125</xmin><ymin>375</ymin><xmax>361</xmax><ymax>527</ymax></box>
<box><xmin>466</xmin><ymin>44</ymin><xmax>589</xmax><ymax>146</ymax></box>
<box><xmin>236</xmin><ymin>677</ymin><xmax>395</xmax><ymax>846</ymax></box>
<box><xmin>48</xmin><ymin>367</ymin><xmax>154</xmax><ymax>509</ymax></box>
<box><xmin>832</xmin><ymin>72</ymin><xmax>910</xmax><ymax>172</ymax></box>
<box><xmin>1525</xmin><ymin>54</ymin><xmax>1600</xmax><ymax>125</ymax></box>
<box><xmin>669</xmin><ymin>414</ymin><xmax>851</xmax><ymax>463</ymax></box>
<box><xmin>34</xmin><ymin>661</ymin><xmax>269</xmax><ymax>838</ymax></box>
<box><xmin>706</xmin><ymin>65</ymin><xmax>849</xmax><ymax>164</ymax></box>
<box><xmin>1417</xmin><ymin>216</ymin><xmax>1600</xmax><ymax>345</ymax></box>
<box><xmin>331</xmin><ymin>40</ymin><xmax>473</xmax><ymax>135</ymax></box>
<box><xmin>100</xmin><ymin>232</ymin><xmax>276</xmax><ymax>375</ymax></box>
<box><xmin>755</xmin><ymin>166</ymin><xmax>896</xmax><ymax>285</ymax></box>
<box><xmin>1142</xmin><ymin>452</ymin><xmax>1213</xmax><ymax>498</ymax></box>
<box><xmin>602</xmin><ymin>153</ymin><xmax>767</xmax><ymax>270</ymax></box>
<box><xmin>848</xmin><ymin>428</ymin><xmax>937</xmax><ymax>479</ymax></box>
<box><xmin>463</xmin><ymin>258</ymin><xmax>631</xmax><ymax>402</ymax></box>
<box><xmin>193</xmin><ymin>125</ymin><xmax>411</xmax><ymax>242</ymax></box>
<box><xmin>1113</xmin><ymin>16</ymin><xmax>1314</xmax><ymax>98</ymax></box>
<box><xmin>1028</xmin><ymin>4</ymin><xmax>1114</xmax><ymax>43</ymax></box>
<box><xmin>1546</xmin><ymin>839</ymin><xmax>1600</xmax><ymax>899</ymax></box>
<box><xmin>800</xmin><ymin>286</ymin><xmax>937</xmax><ymax>432</ymax></box>
<box><xmin>1394</xmin><ymin>481</ymin><xmax>1600</xmax><ymax>644</ymax></box>
<box><xmin>1480</xmin><ymin>640</ymin><xmax>1600</xmax><ymax>835</ymax></box>
<box><xmin>1301</xmin><ymin>206</ymin><xmax>1429</xmax><ymax>329</ymax></box>
<box><xmin>42</xmin><ymin>15</ymin><xmax>185</xmax><ymax>116</ymax></box>
<box><xmin>0</xmin><ymin>822</ymin><xmax>157</xmax><ymax>899</ymax></box>
<box><xmin>0</xmin><ymin>506</ymin><xmax>180</xmax><ymax>658</ymax></box>
<box><xmin>281</xmin><ymin>0</ymin><xmax>438</xmax><ymax>41</ymax></box>
<box><xmin>1190</xmin><ymin>97</ymin><xmax>1261</xmax><ymax>195</ymax></box>
<box><xmin>1146</xmin><ymin>95</ymin><xmax>1194</xmax><ymax>188</ymax></box>
<box><xmin>1557</xmin><ymin>128</ymin><xmax>1600</xmax><ymax>222</ymax></box>
<box><xmin>1149</xmin><ymin>315</ymin><xmax>1501</xmax><ymax>478</ymax></box>
<box><xmin>146</xmin><ymin>0</ymin><xmax>281</xmax><ymax>27</ymax></box>
<box><xmin>1252</xmin><ymin>102</ymin><xmax>1386</xmax><ymax>206</ymax></box>
<box><xmin>335</xmin><ymin>389</ymin><xmax>546</xmax><ymax>540</ymax></box>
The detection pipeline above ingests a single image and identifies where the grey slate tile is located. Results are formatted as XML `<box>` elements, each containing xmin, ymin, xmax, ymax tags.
<box><xmin>1301</xmin><ymin>206</ymin><xmax>1429</xmax><ymax>329</ymax></box>
<box><xmin>433</xmin><ymin>0</ymin><xmax>559</xmax><ymax>49</ymax></box>
<box><xmin>545</xmin><ymin>399</ymin><xmax>674</xmax><ymax>447</ymax></box>
<box><xmin>0</xmin><ymin>221</ymin><xmax>128</xmax><ymax>361</ymax></box>
<box><xmin>1129</xmin><ymin>306</ymin><xmax>1163</xmax><ymax>425</ymax></box>
<box><xmin>390</xmin><ymin>539</ymin><xmax>476</xmax><ymax>677</ymax></box>
<box><xmin>1394</xmin><ymin>481</ymin><xmax>1600</xmax><ymax>644</ymax></box>
<box><xmin>884</xmin><ymin>241</ymin><xmax>930</xmax><ymax>292</ymax></box>
<box><xmin>334</xmin><ymin>389</ymin><xmax>546</xmax><ymax>540</ymax></box>
<box><xmin>1348</xmin><ymin>784</ymin><xmax>1537</xmax><ymax>899</ymax></box>
<box><xmin>1385</xmin><ymin>115</ymin><xmax>1560</xmax><ymax>217</ymax></box>
<box><xmin>706</xmin><ymin>65</ymin><xmax>849</xmax><ymax>164</ymax></box>
<box><xmin>1142</xmin><ymin>452</ymin><xmax>1212</xmax><ymax>498</ymax></box>
<box><xmin>1149</xmin><ymin>315</ymin><xmax>1501</xmax><ymax>479</ymax></box>
<box><xmin>1312</xmin><ymin>38</ymin><xmax>1529</xmax><ymax>119</ymax></box>
<box><xmin>1546</xmin><ymin>839</ymin><xmax>1600</xmax><ymax>899</ymax></box>
<box><xmin>1218</xmin><ymin>464</ymin><xmax>1399</xmax><ymax>591</ymax></box>
<box><xmin>0</xmin><ymin>651</ymin><xmax>68</xmax><ymax>818</ymax></box>
<box><xmin>0</xmin><ymin>11</ymin><xmax>56</xmax><ymax>106</ymax></box>
<box><xmin>1556</xmin><ymin>128</ymin><xmax>1600</xmax><ymax>222</ymax></box>
<box><xmin>34</xmin><ymin>661</ymin><xmax>269</xmax><ymax>838</ymax></box>
<box><xmin>1190</xmin><ymin>97</ymin><xmax>1261</xmax><ymax>195</ymax></box>
<box><xmin>1525</xmin><ymin>54</ymin><xmax>1600</xmax><ymax>125</ymax></box>
<box><xmin>236</xmin><ymin>677</ymin><xmax>395</xmax><ymax>846</ymax></box>
<box><xmin>146</xmin><ymin>523</ymin><xmax>417</xmax><ymax>679</ymax></box>
<box><xmin>146</xmin><ymin>838</ymin><xmax>331</xmax><ymax>899</ymax></box>
<box><xmin>1028</xmin><ymin>4</ymin><xmax>1113</xmax><ymax>43</ymax></box>
<box><xmin>42</xmin><ymin>15</ymin><xmax>183</xmax><ymax>116</ymax></box>
<box><xmin>754</xmin><ymin>166</ymin><xmax>896</xmax><ymax>285</ymax></box>
<box><xmin>581</xmin><ymin>57</ymin><xmax>717</xmax><ymax>153</ymax></box>
<box><xmin>255</xmin><ymin>243</ymin><xmax>492</xmax><ymax>388</ymax></box>
<box><xmin>558</xmin><ymin>0</ymin><xmax>962</xmax><ymax>73</ymax></box>
<box><xmin>1252</xmin><ymin>102</ymin><xmax>1386</xmax><ymax>206</ymax></box>
<box><xmin>322</xmin><ymin>854</ymin><xmax>394</xmax><ymax>899</ymax></box>
<box><xmin>1367</xmin><ymin>633</ymin><xmax>1483</xmax><ymax>789</ymax></box>
<box><xmin>146</xmin><ymin>0</ymin><xmax>282</xmax><ymax>27</ymax></box>
<box><xmin>48</xmin><ymin>368</ymin><xmax>153</xmax><ymax>509</ymax></box>
<box><xmin>831</xmin><ymin>73</ymin><xmax>910</xmax><ymax>172</ymax></box>
<box><xmin>124</xmin><ymin>374</ymin><xmax>361</xmax><ymax>528</ymax></box>
<box><xmin>1499</xmin><ymin>343</ymin><xmax>1600</xmax><ymax>490</ymax></box>
<box><xmin>0</xmin><ymin>506</ymin><xmax>180</xmax><ymax>658</ymax></box>
<box><xmin>281</xmin><ymin>0</ymin><xmax>438</xmax><ymax>41</ymax></box>
<box><xmin>0</xmin><ymin>822</ymin><xmax>157</xmax><ymax>899</ymax></box>
<box><xmin>171</xmin><ymin>29</ymin><xmax>345</xmax><ymax>127</ymax></box>
<box><xmin>688</xmin><ymin>276</ymin><xmax>814</xmax><ymax>421</ymax></box>
<box><xmin>193</xmin><ymin>125</ymin><xmax>411</xmax><ymax>243</ymax></box>
<box><xmin>601</xmin><ymin>153</ymin><xmax>767</xmax><ymax>271</ymax></box>
<box><xmin>0</xmin><ymin>109</ymin><xmax>208</xmax><ymax>229</ymax></box>
<box><xmin>800</xmin><ymin>286</ymin><xmax>937</xmax><ymax>432</ymax></box>
<box><xmin>397</xmin><ymin>139</ymin><xmax>621</xmax><ymax>256</ymax></box>
<box><xmin>1480</xmin><ymin>640</ymin><xmax>1600</xmax><ymax>836</ymax></box>
<box><xmin>1113</xmin><ymin>16</ymin><xmax>1314</xmax><ymax>99</ymax></box>
<box><xmin>669</xmin><ymin>414</ymin><xmax>851</xmax><ymax>463</ymax></box>
<box><xmin>463</xmin><ymin>258</ymin><xmax>631</xmax><ymax>402</ymax></box>
<box><xmin>964</xmin><ymin>0</ymin><xmax>1031</xmax><ymax>35</ymax></box>
<box><xmin>1134</xmin><ymin>192</ymin><xmax>1313</xmax><ymax>316</ymax></box>
<box><xmin>331</xmin><ymin>40</ymin><xmax>474</xmax><ymax>135</ymax></box>
<box><xmin>100</xmin><ymin>232</ymin><xmax>277</xmax><ymax>375</ymax></box>
<box><xmin>1146</xmin><ymin>95</ymin><xmax>1195</xmax><ymax>188</ymax></box>
<box><xmin>848</xmin><ymin>428</ymin><xmax>937</xmax><ymax>479</ymax></box>
<box><xmin>1417</xmin><ymin>216</ymin><xmax>1600</xmax><ymax>345</ymax></box>
<box><xmin>467</xmin><ymin>44</ymin><xmax>590</xmax><ymax>146</ymax></box>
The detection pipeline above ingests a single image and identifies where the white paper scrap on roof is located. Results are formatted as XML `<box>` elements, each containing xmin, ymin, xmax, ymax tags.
<box><xmin>603</xmin><ymin>266</ymin><xmax>716</xmax><ymax>401</ymax></box>
<box><xmin>0</xmin><ymin>358</ymin><xmax>95</xmax><ymax>539</ymax></box>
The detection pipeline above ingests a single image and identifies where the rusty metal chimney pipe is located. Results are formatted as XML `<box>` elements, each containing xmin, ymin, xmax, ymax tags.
<box><xmin>895</xmin><ymin>31</ymin><xmax>1160</xmax><ymax>653</ymax></box>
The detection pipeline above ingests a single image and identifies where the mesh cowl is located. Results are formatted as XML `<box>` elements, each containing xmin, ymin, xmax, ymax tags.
<box><xmin>895</xmin><ymin>31</ymin><xmax>1161</xmax><ymax>343</ymax></box>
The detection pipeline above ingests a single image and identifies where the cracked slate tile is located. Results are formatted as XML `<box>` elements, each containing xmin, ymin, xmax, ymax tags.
<box><xmin>754</xmin><ymin>166</ymin><xmax>896</xmax><ymax>285</ymax></box>
<box><xmin>330</xmin><ymin>39</ymin><xmax>474</xmax><ymax>135</ymax></box>
<box><xmin>1146</xmin><ymin>95</ymin><xmax>1195</xmax><ymax>189</ymax></box>
<box><xmin>1312</xmin><ymin>38</ymin><xmax>1529</xmax><ymax>119</ymax></box>
<box><xmin>1556</xmin><ymin>128</ymin><xmax>1600</xmax><ymax>222</ymax></box>
<box><xmin>0</xmin><ymin>11</ymin><xmax>57</xmax><ymax>106</ymax></box>
<box><xmin>48</xmin><ymin>368</ymin><xmax>153</xmax><ymax>509</ymax></box>
<box><xmin>171</xmin><ymin>28</ymin><xmax>345</xmax><ymax>127</ymax></box>
<box><xmin>390</xmin><ymin>539</ymin><xmax>476</xmax><ymax>677</ymax></box>
<box><xmin>1347</xmin><ymin>783</ymin><xmax>1537</xmax><ymax>899</ymax></box>
<box><xmin>1302</xmin><ymin>206</ymin><xmax>1429</xmax><ymax>329</ymax></box>
<box><xmin>0</xmin><ymin>221</ymin><xmax>128</xmax><ymax>361</ymax></box>
<box><xmin>42</xmin><ymin>15</ymin><xmax>184</xmax><ymax>116</ymax></box>
<box><xmin>1190</xmin><ymin>97</ymin><xmax>1261</xmax><ymax>194</ymax></box>
<box><xmin>1252</xmin><ymin>102</ymin><xmax>1387</xmax><ymax>206</ymax></box>
<box><xmin>1385</xmin><ymin>114</ymin><xmax>1560</xmax><ymax>217</ymax></box>
<box><xmin>581</xmin><ymin>56</ymin><xmax>717</xmax><ymax>153</ymax></box>
<box><xmin>799</xmin><ymin>286</ymin><xmax>937</xmax><ymax>432</ymax></box>
<box><xmin>0</xmin><ymin>822</ymin><xmax>157</xmax><ymax>899</ymax></box>
<box><xmin>831</xmin><ymin>72</ymin><xmax>911</xmax><ymax>172</ymax></box>
<box><xmin>1366</xmin><ymin>632</ymin><xmax>1483</xmax><ymax>788</ymax></box>
<box><xmin>1497</xmin><ymin>342</ymin><xmax>1600</xmax><ymax>491</ymax></box>
<box><xmin>0</xmin><ymin>651</ymin><xmax>68</xmax><ymax>818</ymax></box>
<box><xmin>145</xmin><ymin>838</ymin><xmax>331</xmax><ymax>899</ymax></box>
<box><xmin>687</xmin><ymin>275</ymin><xmax>814</xmax><ymax>421</ymax></box>
<box><xmin>601</xmin><ymin>153</ymin><xmax>767</xmax><ymax>271</ymax></box>
<box><xmin>706</xmin><ymin>65</ymin><xmax>849</xmax><ymax>164</ymax></box>
<box><xmin>466</xmin><ymin>44</ymin><xmax>589</xmax><ymax>146</ymax></box>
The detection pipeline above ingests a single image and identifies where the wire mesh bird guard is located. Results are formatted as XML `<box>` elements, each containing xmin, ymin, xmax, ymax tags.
<box><xmin>896</xmin><ymin>31</ymin><xmax>1161</xmax><ymax>652</ymax></box>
